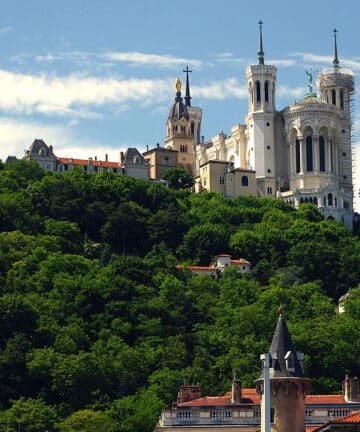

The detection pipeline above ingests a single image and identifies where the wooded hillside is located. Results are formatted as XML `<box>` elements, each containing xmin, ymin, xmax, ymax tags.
<box><xmin>1</xmin><ymin>160</ymin><xmax>360</xmax><ymax>431</ymax></box>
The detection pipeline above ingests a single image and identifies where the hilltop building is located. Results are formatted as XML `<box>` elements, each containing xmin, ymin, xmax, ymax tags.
<box><xmin>155</xmin><ymin>312</ymin><xmax>360</xmax><ymax>431</ymax></box>
<box><xmin>151</xmin><ymin>26</ymin><xmax>354</xmax><ymax>228</ymax></box>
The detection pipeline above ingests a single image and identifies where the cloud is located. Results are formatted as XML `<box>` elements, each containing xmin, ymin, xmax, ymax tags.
<box><xmin>0</xmin><ymin>118</ymin><xmax>127</xmax><ymax>162</ymax></box>
<box><xmin>194</xmin><ymin>78</ymin><xmax>247</xmax><ymax>100</ymax></box>
<box><xmin>0</xmin><ymin>69</ymin><xmax>171</xmax><ymax>118</ymax></box>
<box><xmin>102</xmin><ymin>51</ymin><xmax>204</xmax><ymax>69</ymax></box>
<box><xmin>13</xmin><ymin>50</ymin><xmax>205</xmax><ymax>70</ymax></box>
<box><xmin>277</xmin><ymin>85</ymin><xmax>306</xmax><ymax>99</ymax></box>
<box><xmin>0</xmin><ymin>26</ymin><xmax>12</xmax><ymax>34</ymax></box>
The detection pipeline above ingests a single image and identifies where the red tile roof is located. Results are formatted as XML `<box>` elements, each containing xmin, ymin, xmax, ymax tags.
<box><xmin>231</xmin><ymin>259</ymin><xmax>251</xmax><ymax>265</ymax></box>
<box><xmin>178</xmin><ymin>388</ymin><xmax>350</xmax><ymax>408</ymax></box>
<box><xmin>58</xmin><ymin>157</ymin><xmax>120</xmax><ymax>169</ymax></box>
<box><xmin>332</xmin><ymin>411</ymin><xmax>360</xmax><ymax>423</ymax></box>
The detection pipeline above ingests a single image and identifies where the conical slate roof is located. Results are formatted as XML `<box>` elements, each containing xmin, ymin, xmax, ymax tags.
<box><xmin>269</xmin><ymin>312</ymin><xmax>305</xmax><ymax>379</ymax></box>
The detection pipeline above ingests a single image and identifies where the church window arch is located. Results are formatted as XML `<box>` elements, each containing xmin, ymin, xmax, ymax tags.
<box><xmin>256</xmin><ymin>81</ymin><xmax>261</xmax><ymax>104</ymax></box>
<box><xmin>314</xmin><ymin>197</ymin><xmax>318</xmax><ymax>205</ymax></box>
<box><xmin>340</xmin><ymin>89</ymin><xmax>344</xmax><ymax>110</ymax></box>
<box><xmin>319</xmin><ymin>136</ymin><xmax>326</xmax><ymax>172</ymax></box>
<box><xmin>264</xmin><ymin>81</ymin><xmax>269</xmax><ymax>103</ymax></box>
<box><xmin>332</xmin><ymin>89</ymin><xmax>336</xmax><ymax>105</ymax></box>
<box><xmin>133</xmin><ymin>155</ymin><xmax>141</xmax><ymax>164</ymax></box>
<box><xmin>295</xmin><ymin>138</ymin><xmax>301</xmax><ymax>173</ymax></box>
<box><xmin>241</xmin><ymin>175</ymin><xmax>249</xmax><ymax>187</ymax></box>
<box><xmin>306</xmin><ymin>135</ymin><xmax>313</xmax><ymax>172</ymax></box>
<box><xmin>328</xmin><ymin>193</ymin><xmax>333</xmax><ymax>206</ymax></box>
<box><xmin>191</xmin><ymin>122</ymin><xmax>195</xmax><ymax>136</ymax></box>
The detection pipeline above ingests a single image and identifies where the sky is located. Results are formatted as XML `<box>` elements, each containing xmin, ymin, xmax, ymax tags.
<box><xmin>1</xmin><ymin>0</ymin><xmax>360</xmax><ymax>208</ymax></box>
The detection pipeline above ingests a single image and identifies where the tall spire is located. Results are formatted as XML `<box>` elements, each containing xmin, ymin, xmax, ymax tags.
<box><xmin>258</xmin><ymin>20</ymin><xmax>265</xmax><ymax>65</ymax></box>
<box><xmin>183</xmin><ymin>65</ymin><xmax>192</xmax><ymax>107</ymax></box>
<box><xmin>333</xmin><ymin>28</ymin><xmax>340</xmax><ymax>68</ymax></box>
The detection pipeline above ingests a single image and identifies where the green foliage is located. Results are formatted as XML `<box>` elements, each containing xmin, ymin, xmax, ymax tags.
<box><xmin>0</xmin><ymin>160</ymin><xmax>360</xmax><ymax>430</ymax></box>
<box><xmin>163</xmin><ymin>167</ymin><xmax>194</xmax><ymax>189</ymax></box>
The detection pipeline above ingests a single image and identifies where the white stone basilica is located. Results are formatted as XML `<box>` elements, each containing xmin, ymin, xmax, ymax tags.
<box><xmin>164</xmin><ymin>25</ymin><xmax>355</xmax><ymax>228</ymax></box>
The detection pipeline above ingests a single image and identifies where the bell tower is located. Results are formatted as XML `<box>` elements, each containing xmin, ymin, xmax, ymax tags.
<box><xmin>245</xmin><ymin>21</ymin><xmax>278</xmax><ymax>197</ymax></box>
<box><xmin>165</xmin><ymin>77</ymin><xmax>195</xmax><ymax>174</ymax></box>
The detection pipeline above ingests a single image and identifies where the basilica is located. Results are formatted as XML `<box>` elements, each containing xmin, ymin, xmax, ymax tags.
<box><xmin>19</xmin><ymin>25</ymin><xmax>355</xmax><ymax>229</ymax></box>
<box><xmin>159</xmin><ymin>25</ymin><xmax>355</xmax><ymax>228</ymax></box>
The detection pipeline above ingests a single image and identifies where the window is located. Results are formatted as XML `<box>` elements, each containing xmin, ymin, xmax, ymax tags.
<box><xmin>180</xmin><ymin>145</ymin><xmax>188</xmax><ymax>153</ymax></box>
<box><xmin>219</xmin><ymin>176</ymin><xmax>225</xmax><ymax>185</ymax></box>
<box><xmin>265</xmin><ymin>81</ymin><xmax>269</xmax><ymax>103</ymax></box>
<box><xmin>113</xmin><ymin>168</ymin><xmax>118</xmax><ymax>173</ymax></box>
<box><xmin>133</xmin><ymin>155</ymin><xmax>141</xmax><ymax>164</ymax></box>
<box><xmin>328</xmin><ymin>193</ymin><xmax>333</xmax><ymax>206</ymax></box>
<box><xmin>267</xmin><ymin>187</ymin><xmax>272</xmax><ymax>195</ymax></box>
<box><xmin>191</xmin><ymin>122</ymin><xmax>195</xmax><ymax>135</ymax></box>
<box><xmin>340</xmin><ymin>89</ymin><xmax>344</xmax><ymax>110</ymax></box>
<box><xmin>319</xmin><ymin>136</ymin><xmax>325</xmax><ymax>172</ymax></box>
<box><xmin>295</xmin><ymin>139</ymin><xmax>300</xmax><ymax>173</ymax></box>
<box><xmin>256</xmin><ymin>81</ymin><xmax>261</xmax><ymax>103</ymax></box>
<box><xmin>241</xmin><ymin>175</ymin><xmax>249</xmax><ymax>187</ymax></box>
<box><xmin>332</xmin><ymin>89</ymin><xmax>336</xmax><ymax>105</ymax></box>
<box><xmin>210</xmin><ymin>411</ymin><xmax>232</xmax><ymax>419</ymax></box>
<box><xmin>306</xmin><ymin>136</ymin><xmax>313</xmax><ymax>171</ymax></box>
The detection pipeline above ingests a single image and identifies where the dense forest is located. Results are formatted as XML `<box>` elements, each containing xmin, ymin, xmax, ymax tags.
<box><xmin>1</xmin><ymin>160</ymin><xmax>360</xmax><ymax>431</ymax></box>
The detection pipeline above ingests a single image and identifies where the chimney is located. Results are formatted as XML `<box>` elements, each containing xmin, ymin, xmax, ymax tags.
<box><xmin>94</xmin><ymin>156</ymin><xmax>97</xmax><ymax>161</ymax></box>
<box><xmin>157</xmin><ymin>143</ymin><xmax>160</xmax><ymax>148</ymax></box>
<box><xmin>105</xmin><ymin>153</ymin><xmax>108</xmax><ymax>162</ymax></box>
<box><xmin>343</xmin><ymin>376</ymin><xmax>360</xmax><ymax>402</ymax></box>
<box><xmin>177</xmin><ymin>384</ymin><xmax>201</xmax><ymax>404</ymax></box>
<box><xmin>120</xmin><ymin>151</ymin><xmax>124</xmax><ymax>164</ymax></box>
<box><xmin>231</xmin><ymin>378</ymin><xmax>242</xmax><ymax>403</ymax></box>
<box><xmin>201</xmin><ymin>135</ymin><xmax>204</xmax><ymax>143</ymax></box>
<box><xmin>146</xmin><ymin>145</ymin><xmax>149</xmax><ymax>151</ymax></box>
<box><xmin>49</xmin><ymin>145</ymin><xmax>53</xmax><ymax>153</ymax></box>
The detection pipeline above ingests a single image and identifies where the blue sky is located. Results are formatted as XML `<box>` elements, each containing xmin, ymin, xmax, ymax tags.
<box><xmin>1</xmin><ymin>0</ymin><xmax>360</xmax><ymax>206</ymax></box>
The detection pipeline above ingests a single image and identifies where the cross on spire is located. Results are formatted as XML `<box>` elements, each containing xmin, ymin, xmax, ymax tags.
<box><xmin>258</xmin><ymin>20</ymin><xmax>265</xmax><ymax>65</ymax></box>
<box><xmin>333</xmin><ymin>28</ymin><xmax>340</xmax><ymax>68</ymax></box>
<box><xmin>183</xmin><ymin>65</ymin><xmax>192</xmax><ymax>107</ymax></box>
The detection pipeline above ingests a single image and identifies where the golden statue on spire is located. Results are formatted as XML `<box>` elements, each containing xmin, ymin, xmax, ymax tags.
<box><xmin>175</xmin><ymin>77</ymin><xmax>182</xmax><ymax>93</ymax></box>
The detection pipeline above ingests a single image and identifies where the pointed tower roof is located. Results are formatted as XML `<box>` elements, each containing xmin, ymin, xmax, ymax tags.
<box><xmin>333</xmin><ymin>28</ymin><xmax>340</xmax><ymax>68</ymax></box>
<box><xmin>257</xmin><ymin>20</ymin><xmax>265</xmax><ymax>65</ymax></box>
<box><xmin>183</xmin><ymin>66</ymin><xmax>192</xmax><ymax>107</ymax></box>
<box><xmin>268</xmin><ymin>307</ymin><xmax>305</xmax><ymax>378</ymax></box>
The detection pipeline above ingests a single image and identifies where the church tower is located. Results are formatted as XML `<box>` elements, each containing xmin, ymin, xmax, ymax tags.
<box><xmin>165</xmin><ymin>77</ymin><xmax>196</xmax><ymax>175</ymax></box>
<box><xmin>245</xmin><ymin>21</ymin><xmax>278</xmax><ymax>197</ymax></box>
<box><xmin>317</xmin><ymin>30</ymin><xmax>354</xmax><ymax>226</ymax></box>
<box><xmin>256</xmin><ymin>309</ymin><xmax>310</xmax><ymax>432</ymax></box>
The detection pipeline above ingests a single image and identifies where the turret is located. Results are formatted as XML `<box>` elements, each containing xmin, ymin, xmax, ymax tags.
<box><xmin>256</xmin><ymin>307</ymin><xmax>310</xmax><ymax>432</ymax></box>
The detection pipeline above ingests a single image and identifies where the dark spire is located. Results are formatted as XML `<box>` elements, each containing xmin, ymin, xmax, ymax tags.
<box><xmin>269</xmin><ymin>310</ymin><xmax>305</xmax><ymax>378</ymax></box>
<box><xmin>258</xmin><ymin>20</ymin><xmax>265</xmax><ymax>65</ymax></box>
<box><xmin>333</xmin><ymin>28</ymin><xmax>340</xmax><ymax>68</ymax></box>
<box><xmin>183</xmin><ymin>65</ymin><xmax>192</xmax><ymax>107</ymax></box>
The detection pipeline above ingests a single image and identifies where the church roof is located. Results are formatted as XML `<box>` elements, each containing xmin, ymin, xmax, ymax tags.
<box><xmin>168</xmin><ymin>79</ymin><xmax>189</xmax><ymax>121</ymax></box>
<box><xmin>298</xmin><ymin>93</ymin><xmax>327</xmax><ymax>105</ymax></box>
<box><xmin>123</xmin><ymin>147</ymin><xmax>148</xmax><ymax>165</ymax></box>
<box><xmin>268</xmin><ymin>311</ymin><xmax>305</xmax><ymax>379</ymax></box>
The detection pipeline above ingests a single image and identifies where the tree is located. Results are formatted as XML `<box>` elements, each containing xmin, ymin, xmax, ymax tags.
<box><xmin>57</xmin><ymin>409</ymin><xmax>114</xmax><ymax>432</ymax></box>
<box><xmin>0</xmin><ymin>397</ymin><xmax>58</xmax><ymax>432</ymax></box>
<box><xmin>163</xmin><ymin>168</ymin><xmax>194</xmax><ymax>190</ymax></box>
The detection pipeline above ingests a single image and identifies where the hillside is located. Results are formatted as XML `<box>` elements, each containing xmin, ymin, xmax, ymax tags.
<box><xmin>0</xmin><ymin>160</ymin><xmax>360</xmax><ymax>431</ymax></box>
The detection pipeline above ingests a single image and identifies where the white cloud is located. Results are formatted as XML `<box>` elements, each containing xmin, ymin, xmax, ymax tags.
<box><xmin>194</xmin><ymin>78</ymin><xmax>247</xmax><ymax>100</ymax></box>
<box><xmin>0</xmin><ymin>26</ymin><xmax>12</xmax><ymax>34</ymax></box>
<box><xmin>0</xmin><ymin>69</ymin><xmax>171</xmax><ymax>118</ymax></box>
<box><xmin>277</xmin><ymin>85</ymin><xmax>306</xmax><ymax>99</ymax></box>
<box><xmin>101</xmin><ymin>51</ymin><xmax>204</xmax><ymax>69</ymax></box>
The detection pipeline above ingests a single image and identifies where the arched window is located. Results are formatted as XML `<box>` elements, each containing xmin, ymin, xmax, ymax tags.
<box><xmin>328</xmin><ymin>193</ymin><xmax>333</xmax><ymax>206</ymax></box>
<box><xmin>340</xmin><ymin>89</ymin><xmax>344</xmax><ymax>110</ymax></box>
<box><xmin>191</xmin><ymin>122</ymin><xmax>195</xmax><ymax>135</ymax></box>
<box><xmin>265</xmin><ymin>81</ymin><xmax>269</xmax><ymax>103</ymax></box>
<box><xmin>323</xmin><ymin>196</ymin><xmax>327</xmax><ymax>206</ymax></box>
<box><xmin>133</xmin><ymin>155</ymin><xmax>141</xmax><ymax>164</ymax></box>
<box><xmin>300</xmin><ymin>198</ymin><xmax>304</xmax><ymax>203</ymax></box>
<box><xmin>295</xmin><ymin>139</ymin><xmax>301</xmax><ymax>173</ymax></box>
<box><xmin>319</xmin><ymin>136</ymin><xmax>325</xmax><ymax>172</ymax></box>
<box><xmin>332</xmin><ymin>89</ymin><xmax>336</xmax><ymax>105</ymax></box>
<box><xmin>314</xmin><ymin>197</ymin><xmax>318</xmax><ymax>205</ymax></box>
<box><xmin>306</xmin><ymin>135</ymin><xmax>313</xmax><ymax>171</ymax></box>
<box><xmin>256</xmin><ymin>81</ymin><xmax>261</xmax><ymax>103</ymax></box>
<box><xmin>241</xmin><ymin>175</ymin><xmax>249</xmax><ymax>187</ymax></box>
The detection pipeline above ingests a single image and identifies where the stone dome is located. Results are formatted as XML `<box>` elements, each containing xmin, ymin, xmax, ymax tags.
<box><xmin>168</xmin><ymin>92</ymin><xmax>189</xmax><ymax>121</ymax></box>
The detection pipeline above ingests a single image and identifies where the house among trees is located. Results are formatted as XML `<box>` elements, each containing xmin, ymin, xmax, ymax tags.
<box><xmin>176</xmin><ymin>254</ymin><xmax>251</xmax><ymax>277</ymax></box>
